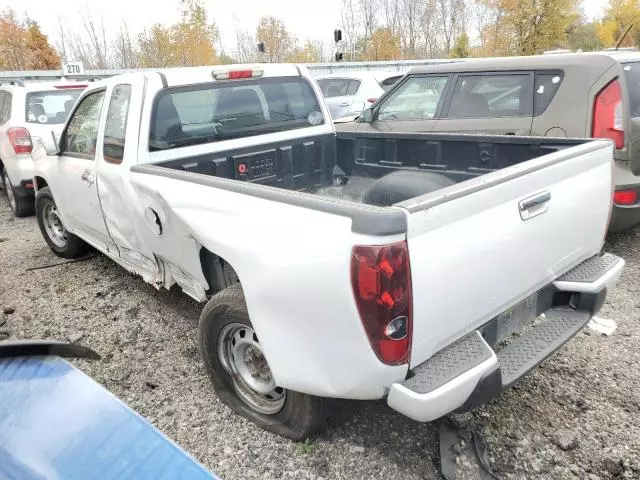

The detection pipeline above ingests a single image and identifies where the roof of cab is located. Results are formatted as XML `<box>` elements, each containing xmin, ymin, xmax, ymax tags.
<box><xmin>154</xmin><ymin>63</ymin><xmax>304</xmax><ymax>87</ymax></box>
<box><xmin>407</xmin><ymin>51</ymin><xmax>640</xmax><ymax>75</ymax></box>
<box><xmin>0</xmin><ymin>80</ymin><xmax>88</xmax><ymax>92</ymax></box>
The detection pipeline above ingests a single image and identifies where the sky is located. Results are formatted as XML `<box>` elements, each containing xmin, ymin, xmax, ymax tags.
<box><xmin>3</xmin><ymin>0</ymin><xmax>611</xmax><ymax>55</ymax></box>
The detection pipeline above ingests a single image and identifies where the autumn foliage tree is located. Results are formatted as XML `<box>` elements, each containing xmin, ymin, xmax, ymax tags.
<box><xmin>596</xmin><ymin>0</ymin><xmax>640</xmax><ymax>48</ymax></box>
<box><xmin>364</xmin><ymin>27</ymin><xmax>401</xmax><ymax>60</ymax></box>
<box><xmin>256</xmin><ymin>16</ymin><xmax>292</xmax><ymax>62</ymax></box>
<box><xmin>473</xmin><ymin>0</ymin><xmax>580</xmax><ymax>56</ymax></box>
<box><xmin>0</xmin><ymin>9</ymin><xmax>60</xmax><ymax>70</ymax></box>
<box><xmin>138</xmin><ymin>0</ymin><xmax>218</xmax><ymax>67</ymax></box>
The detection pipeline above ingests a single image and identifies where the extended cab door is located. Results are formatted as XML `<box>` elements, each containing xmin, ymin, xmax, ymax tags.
<box><xmin>53</xmin><ymin>89</ymin><xmax>116</xmax><ymax>253</ymax></box>
<box><xmin>95</xmin><ymin>77</ymin><xmax>159</xmax><ymax>279</ymax></box>
<box><xmin>431</xmin><ymin>72</ymin><xmax>534</xmax><ymax>135</ymax></box>
<box><xmin>357</xmin><ymin>75</ymin><xmax>451</xmax><ymax>133</ymax></box>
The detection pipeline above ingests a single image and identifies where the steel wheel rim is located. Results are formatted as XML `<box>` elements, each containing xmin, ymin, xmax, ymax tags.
<box><xmin>218</xmin><ymin>323</ymin><xmax>286</xmax><ymax>415</ymax></box>
<box><xmin>43</xmin><ymin>203</ymin><xmax>67</xmax><ymax>248</ymax></box>
<box><xmin>3</xmin><ymin>172</ymin><xmax>16</xmax><ymax>211</ymax></box>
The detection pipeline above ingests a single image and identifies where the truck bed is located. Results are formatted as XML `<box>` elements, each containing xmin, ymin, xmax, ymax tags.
<box><xmin>148</xmin><ymin>132</ymin><xmax>589</xmax><ymax>207</ymax></box>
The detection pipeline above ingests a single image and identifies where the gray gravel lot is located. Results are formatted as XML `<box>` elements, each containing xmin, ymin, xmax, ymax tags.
<box><xmin>1</xmin><ymin>195</ymin><xmax>639</xmax><ymax>480</ymax></box>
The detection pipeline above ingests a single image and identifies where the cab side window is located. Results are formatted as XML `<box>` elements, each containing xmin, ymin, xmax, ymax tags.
<box><xmin>62</xmin><ymin>90</ymin><xmax>105</xmax><ymax>158</ymax></box>
<box><xmin>534</xmin><ymin>72</ymin><xmax>563</xmax><ymax>116</ymax></box>
<box><xmin>377</xmin><ymin>76</ymin><xmax>449</xmax><ymax>121</ymax></box>
<box><xmin>103</xmin><ymin>84</ymin><xmax>132</xmax><ymax>164</ymax></box>
<box><xmin>447</xmin><ymin>74</ymin><xmax>531</xmax><ymax>118</ymax></box>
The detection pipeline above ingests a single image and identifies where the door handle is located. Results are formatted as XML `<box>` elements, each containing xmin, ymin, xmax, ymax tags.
<box><xmin>339</xmin><ymin>102</ymin><xmax>350</xmax><ymax>107</ymax></box>
<box><xmin>81</xmin><ymin>170</ymin><xmax>95</xmax><ymax>185</ymax></box>
<box><xmin>519</xmin><ymin>191</ymin><xmax>551</xmax><ymax>220</ymax></box>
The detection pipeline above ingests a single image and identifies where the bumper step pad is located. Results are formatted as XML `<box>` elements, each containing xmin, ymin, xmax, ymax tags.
<box><xmin>401</xmin><ymin>331</ymin><xmax>492</xmax><ymax>395</ymax></box>
<box><xmin>498</xmin><ymin>310</ymin><xmax>590</xmax><ymax>387</ymax></box>
<box><xmin>557</xmin><ymin>253</ymin><xmax>619</xmax><ymax>283</ymax></box>
<box><xmin>401</xmin><ymin>310</ymin><xmax>590</xmax><ymax>396</ymax></box>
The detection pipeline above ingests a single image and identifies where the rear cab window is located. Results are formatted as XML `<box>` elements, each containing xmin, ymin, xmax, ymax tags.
<box><xmin>150</xmin><ymin>77</ymin><xmax>324</xmax><ymax>151</ymax></box>
<box><xmin>446</xmin><ymin>74</ymin><xmax>532</xmax><ymax>118</ymax></box>
<box><xmin>623</xmin><ymin>62</ymin><xmax>640</xmax><ymax>117</ymax></box>
<box><xmin>25</xmin><ymin>89</ymin><xmax>83</xmax><ymax>125</ymax></box>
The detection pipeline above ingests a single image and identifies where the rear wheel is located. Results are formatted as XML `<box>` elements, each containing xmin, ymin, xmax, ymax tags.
<box><xmin>199</xmin><ymin>284</ymin><xmax>327</xmax><ymax>440</ymax></box>
<box><xmin>2</xmin><ymin>169</ymin><xmax>34</xmax><ymax>217</ymax></box>
<box><xmin>35</xmin><ymin>187</ymin><xmax>88</xmax><ymax>258</ymax></box>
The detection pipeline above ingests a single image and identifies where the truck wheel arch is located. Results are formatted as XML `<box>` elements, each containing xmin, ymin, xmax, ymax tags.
<box><xmin>199</xmin><ymin>248</ymin><xmax>240</xmax><ymax>295</ymax></box>
<box><xmin>34</xmin><ymin>176</ymin><xmax>48</xmax><ymax>191</ymax></box>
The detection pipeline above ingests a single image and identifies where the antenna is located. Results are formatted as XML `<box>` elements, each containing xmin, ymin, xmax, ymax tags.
<box><xmin>615</xmin><ymin>23</ymin><xmax>634</xmax><ymax>50</ymax></box>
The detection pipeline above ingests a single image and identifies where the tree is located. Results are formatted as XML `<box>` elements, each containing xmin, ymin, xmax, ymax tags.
<box><xmin>172</xmin><ymin>0</ymin><xmax>218</xmax><ymax>66</ymax></box>
<box><xmin>138</xmin><ymin>0</ymin><xmax>217</xmax><ymax>68</ymax></box>
<box><xmin>256</xmin><ymin>16</ymin><xmax>291</xmax><ymax>62</ymax></box>
<box><xmin>473</xmin><ymin>0</ymin><xmax>581</xmax><ymax>56</ymax></box>
<box><xmin>438</xmin><ymin>0</ymin><xmax>466</xmax><ymax>54</ymax></box>
<box><xmin>114</xmin><ymin>23</ymin><xmax>139</xmax><ymax>69</ymax></box>
<box><xmin>364</xmin><ymin>27</ymin><xmax>401</xmax><ymax>60</ymax></box>
<box><xmin>138</xmin><ymin>25</ymin><xmax>175</xmax><ymax>67</ymax></box>
<box><xmin>567</xmin><ymin>21</ymin><xmax>602</xmax><ymax>51</ymax></box>
<box><xmin>286</xmin><ymin>41</ymin><xmax>322</xmax><ymax>63</ymax></box>
<box><xmin>0</xmin><ymin>10</ymin><xmax>60</xmax><ymax>70</ymax></box>
<box><xmin>596</xmin><ymin>0</ymin><xmax>640</xmax><ymax>48</ymax></box>
<box><xmin>450</xmin><ymin>32</ymin><xmax>470</xmax><ymax>57</ymax></box>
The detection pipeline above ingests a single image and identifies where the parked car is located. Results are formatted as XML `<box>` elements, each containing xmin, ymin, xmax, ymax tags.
<box><xmin>316</xmin><ymin>72</ymin><xmax>402</xmax><ymax>120</ymax></box>
<box><xmin>31</xmin><ymin>63</ymin><xmax>623</xmax><ymax>441</ymax></box>
<box><xmin>0</xmin><ymin>340</ymin><xmax>217</xmax><ymax>479</ymax></box>
<box><xmin>337</xmin><ymin>51</ymin><xmax>640</xmax><ymax>232</ymax></box>
<box><xmin>0</xmin><ymin>80</ymin><xmax>86</xmax><ymax>217</ymax></box>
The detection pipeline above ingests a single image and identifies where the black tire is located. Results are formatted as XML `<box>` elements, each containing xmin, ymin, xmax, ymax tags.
<box><xmin>35</xmin><ymin>186</ymin><xmax>88</xmax><ymax>259</ymax></box>
<box><xmin>199</xmin><ymin>283</ymin><xmax>327</xmax><ymax>440</ymax></box>
<box><xmin>2</xmin><ymin>169</ymin><xmax>34</xmax><ymax>218</ymax></box>
<box><xmin>362</xmin><ymin>170</ymin><xmax>457</xmax><ymax>207</ymax></box>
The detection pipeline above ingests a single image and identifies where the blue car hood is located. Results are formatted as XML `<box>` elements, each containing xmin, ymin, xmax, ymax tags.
<box><xmin>0</xmin><ymin>355</ymin><xmax>218</xmax><ymax>480</ymax></box>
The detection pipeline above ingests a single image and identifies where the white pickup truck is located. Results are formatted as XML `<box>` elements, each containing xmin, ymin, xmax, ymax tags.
<box><xmin>31</xmin><ymin>64</ymin><xmax>624</xmax><ymax>441</ymax></box>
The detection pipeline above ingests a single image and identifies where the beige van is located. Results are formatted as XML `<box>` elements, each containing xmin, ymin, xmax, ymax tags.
<box><xmin>339</xmin><ymin>51</ymin><xmax>640</xmax><ymax>232</ymax></box>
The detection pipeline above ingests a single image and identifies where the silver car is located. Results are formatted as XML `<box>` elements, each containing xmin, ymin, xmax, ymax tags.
<box><xmin>316</xmin><ymin>72</ymin><xmax>402</xmax><ymax>120</ymax></box>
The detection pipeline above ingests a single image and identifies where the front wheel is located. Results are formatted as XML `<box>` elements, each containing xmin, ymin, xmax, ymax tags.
<box><xmin>35</xmin><ymin>187</ymin><xmax>88</xmax><ymax>258</ymax></box>
<box><xmin>199</xmin><ymin>283</ymin><xmax>327</xmax><ymax>440</ymax></box>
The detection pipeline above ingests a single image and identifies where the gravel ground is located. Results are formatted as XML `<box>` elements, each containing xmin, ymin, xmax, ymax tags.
<box><xmin>1</xmin><ymin>194</ymin><xmax>639</xmax><ymax>480</ymax></box>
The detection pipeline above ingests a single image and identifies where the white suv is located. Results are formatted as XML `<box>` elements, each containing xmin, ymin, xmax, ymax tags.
<box><xmin>0</xmin><ymin>81</ymin><xmax>86</xmax><ymax>217</ymax></box>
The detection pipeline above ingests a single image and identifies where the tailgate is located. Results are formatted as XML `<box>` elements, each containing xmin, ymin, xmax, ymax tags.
<box><xmin>402</xmin><ymin>140</ymin><xmax>614</xmax><ymax>367</ymax></box>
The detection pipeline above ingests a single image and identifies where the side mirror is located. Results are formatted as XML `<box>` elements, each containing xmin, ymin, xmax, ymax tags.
<box><xmin>44</xmin><ymin>131</ymin><xmax>61</xmax><ymax>156</ymax></box>
<box><xmin>360</xmin><ymin>107</ymin><xmax>374</xmax><ymax>124</ymax></box>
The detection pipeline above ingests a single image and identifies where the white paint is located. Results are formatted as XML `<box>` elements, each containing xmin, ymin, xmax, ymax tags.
<box><xmin>388</xmin><ymin>348</ymin><xmax>497</xmax><ymax>422</ymax></box>
<box><xmin>32</xmin><ymin>63</ymin><xmax>618</xmax><ymax>405</ymax></box>
<box><xmin>405</xmin><ymin>141</ymin><xmax>615</xmax><ymax>367</ymax></box>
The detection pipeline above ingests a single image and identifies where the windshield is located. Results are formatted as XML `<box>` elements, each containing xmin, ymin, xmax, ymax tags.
<box><xmin>25</xmin><ymin>89</ymin><xmax>83</xmax><ymax>125</ymax></box>
<box><xmin>150</xmin><ymin>77</ymin><xmax>324</xmax><ymax>151</ymax></box>
<box><xmin>623</xmin><ymin>62</ymin><xmax>640</xmax><ymax>117</ymax></box>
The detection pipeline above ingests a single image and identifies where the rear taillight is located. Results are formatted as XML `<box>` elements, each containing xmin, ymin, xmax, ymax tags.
<box><xmin>54</xmin><ymin>84</ymin><xmax>87</xmax><ymax>89</ymax></box>
<box><xmin>592</xmin><ymin>79</ymin><xmax>625</xmax><ymax>149</ymax></box>
<box><xmin>614</xmin><ymin>189</ymin><xmax>638</xmax><ymax>205</ymax></box>
<box><xmin>351</xmin><ymin>241</ymin><xmax>412</xmax><ymax>365</ymax></box>
<box><xmin>367</xmin><ymin>97</ymin><xmax>378</xmax><ymax>104</ymax></box>
<box><xmin>7</xmin><ymin>127</ymin><xmax>32</xmax><ymax>154</ymax></box>
<box><xmin>212</xmin><ymin>69</ymin><xmax>264</xmax><ymax>80</ymax></box>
